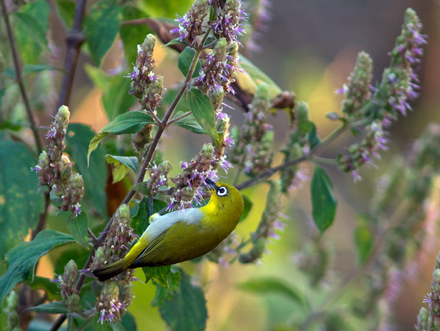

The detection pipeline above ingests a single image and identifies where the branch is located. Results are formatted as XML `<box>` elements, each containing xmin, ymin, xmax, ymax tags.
<box><xmin>1</xmin><ymin>0</ymin><xmax>43</xmax><ymax>153</ymax></box>
<box><xmin>55</xmin><ymin>0</ymin><xmax>87</xmax><ymax>113</ymax></box>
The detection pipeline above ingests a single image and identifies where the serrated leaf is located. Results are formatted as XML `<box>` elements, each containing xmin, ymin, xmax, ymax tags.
<box><xmin>164</xmin><ymin>38</ymin><xmax>186</xmax><ymax>47</ymax></box>
<box><xmin>0</xmin><ymin>230</ymin><xmax>75</xmax><ymax>311</ymax></box>
<box><xmin>172</xmin><ymin>113</ymin><xmax>205</xmax><ymax>134</ymax></box>
<box><xmin>159</xmin><ymin>271</ymin><xmax>207</xmax><ymax>331</ymax></box>
<box><xmin>27</xmin><ymin>301</ymin><xmax>69</xmax><ymax>314</ymax></box>
<box><xmin>151</xmin><ymin>283</ymin><xmax>174</xmax><ymax>307</ymax></box>
<box><xmin>311</xmin><ymin>166</ymin><xmax>337</xmax><ymax>233</ymax></box>
<box><xmin>85</xmin><ymin>0</ymin><xmax>120</xmax><ymax>66</ymax></box>
<box><xmin>143</xmin><ymin>266</ymin><xmax>171</xmax><ymax>289</ymax></box>
<box><xmin>120</xmin><ymin>311</ymin><xmax>137</xmax><ymax>331</ymax></box>
<box><xmin>28</xmin><ymin>276</ymin><xmax>62</xmax><ymax>301</ymax></box>
<box><xmin>0</xmin><ymin>136</ymin><xmax>44</xmax><ymax>260</ymax></box>
<box><xmin>239</xmin><ymin>195</ymin><xmax>252</xmax><ymax>222</ymax></box>
<box><xmin>130</xmin><ymin>198</ymin><xmax>150</xmax><ymax>235</ymax></box>
<box><xmin>85</xmin><ymin>64</ymin><xmax>136</xmax><ymax>120</ymax></box>
<box><xmin>186</xmin><ymin>89</ymin><xmax>219</xmax><ymax>147</ymax></box>
<box><xmin>67</xmin><ymin>212</ymin><xmax>89</xmax><ymax>248</ymax></box>
<box><xmin>66</xmin><ymin>124</ymin><xmax>107</xmax><ymax>217</ymax></box>
<box><xmin>111</xmin><ymin>322</ymin><xmax>126</xmax><ymax>331</ymax></box>
<box><xmin>238</xmin><ymin>277</ymin><xmax>303</xmax><ymax>305</ymax></box>
<box><xmin>178</xmin><ymin>47</ymin><xmax>201</xmax><ymax>78</ymax></box>
<box><xmin>355</xmin><ymin>215</ymin><xmax>373</xmax><ymax>264</ymax></box>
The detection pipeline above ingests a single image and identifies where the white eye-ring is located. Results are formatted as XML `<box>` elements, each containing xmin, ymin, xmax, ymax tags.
<box><xmin>217</xmin><ymin>186</ymin><xmax>228</xmax><ymax>196</ymax></box>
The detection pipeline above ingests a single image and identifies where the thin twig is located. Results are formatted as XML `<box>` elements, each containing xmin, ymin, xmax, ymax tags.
<box><xmin>167</xmin><ymin>111</ymin><xmax>192</xmax><ymax>126</ymax></box>
<box><xmin>1</xmin><ymin>0</ymin><xmax>43</xmax><ymax>153</ymax></box>
<box><xmin>87</xmin><ymin>228</ymin><xmax>98</xmax><ymax>244</ymax></box>
<box><xmin>55</xmin><ymin>0</ymin><xmax>87</xmax><ymax>113</ymax></box>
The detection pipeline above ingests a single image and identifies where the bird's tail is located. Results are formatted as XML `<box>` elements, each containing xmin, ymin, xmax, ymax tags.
<box><xmin>92</xmin><ymin>259</ymin><xmax>129</xmax><ymax>282</ymax></box>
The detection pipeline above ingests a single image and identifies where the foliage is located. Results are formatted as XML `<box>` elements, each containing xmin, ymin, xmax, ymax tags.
<box><xmin>0</xmin><ymin>0</ymin><xmax>434</xmax><ymax>330</ymax></box>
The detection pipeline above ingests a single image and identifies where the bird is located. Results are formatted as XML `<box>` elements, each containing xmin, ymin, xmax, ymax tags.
<box><xmin>92</xmin><ymin>179</ymin><xmax>244</xmax><ymax>281</ymax></box>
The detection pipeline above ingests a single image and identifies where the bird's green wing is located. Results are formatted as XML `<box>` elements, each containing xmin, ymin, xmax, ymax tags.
<box><xmin>130</xmin><ymin>229</ymin><xmax>168</xmax><ymax>268</ymax></box>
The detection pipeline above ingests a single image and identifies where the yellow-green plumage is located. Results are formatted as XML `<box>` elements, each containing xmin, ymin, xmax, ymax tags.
<box><xmin>92</xmin><ymin>182</ymin><xmax>243</xmax><ymax>281</ymax></box>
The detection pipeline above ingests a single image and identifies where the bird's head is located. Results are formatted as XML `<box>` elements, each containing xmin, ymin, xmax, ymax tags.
<box><xmin>204</xmin><ymin>179</ymin><xmax>244</xmax><ymax>218</ymax></box>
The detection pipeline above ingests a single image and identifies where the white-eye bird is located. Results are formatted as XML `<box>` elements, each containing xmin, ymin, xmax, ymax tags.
<box><xmin>93</xmin><ymin>179</ymin><xmax>244</xmax><ymax>281</ymax></box>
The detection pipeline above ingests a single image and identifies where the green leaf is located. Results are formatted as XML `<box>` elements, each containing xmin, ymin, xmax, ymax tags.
<box><xmin>120</xmin><ymin>311</ymin><xmax>137</xmax><ymax>331</ymax></box>
<box><xmin>111</xmin><ymin>322</ymin><xmax>126</xmax><ymax>331</ymax></box>
<box><xmin>130</xmin><ymin>198</ymin><xmax>150</xmax><ymax>235</ymax></box>
<box><xmin>56</xmin><ymin>0</ymin><xmax>75</xmax><ymax>28</ymax></box>
<box><xmin>13</xmin><ymin>0</ymin><xmax>50</xmax><ymax>64</ymax></box>
<box><xmin>326</xmin><ymin>112</ymin><xmax>341</xmax><ymax>121</ymax></box>
<box><xmin>22</xmin><ymin>64</ymin><xmax>62</xmax><ymax>75</ymax></box>
<box><xmin>143</xmin><ymin>266</ymin><xmax>171</xmax><ymax>289</ymax></box>
<box><xmin>85</xmin><ymin>64</ymin><xmax>136</xmax><ymax>120</ymax></box>
<box><xmin>66</xmin><ymin>124</ymin><xmax>107</xmax><ymax>217</ymax></box>
<box><xmin>0</xmin><ymin>230</ymin><xmax>75</xmax><ymax>311</ymax></box>
<box><xmin>308</xmin><ymin>123</ymin><xmax>321</xmax><ymax>149</ymax></box>
<box><xmin>106</xmin><ymin>155</ymin><xmax>139</xmax><ymax>183</ymax></box>
<box><xmin>120</xmin><ymin>6</ymin><xmax>152</xmax><ymax>66</ymax></box>
<box><xmin>237</xmin><ymin>54</ymin><xmax>282</xmax><ymax>100</ymax></box>
<box><xmin>178</xmin><ymin>47</ymin><xmax>201</xmax><ymax>78</ymax></box>
<box><xmin>311</xmin><ymin>166</ymin><xmax>337</xmax><ymax>233</ymax></box>
<box><xmin>0</xmin><ymin>136</ymin><xmax>44</xmax><ymax>260</ymax></box>
<box><xmin>87</xmin><ymin>132</ymin><xmax>109</xmax><ymax>166</ymax></box>
<box><xmin>159</xmin><ymin>271</ymin><xmax>207</xmax><ymax>331</ymax></box>
<box><xmin>355</xmin><ymin>215</ymin><xmax>373</xmax><ymax>264</ymax></box>
<box><xmin>67</xmin><ymin>212</ymin><xmax>89</xmax><ymax>248</ymax></box>
<box><xmin>100</xmin><ymin>111</ymin><xmax>155</xmax><ymax>135</ymax></box>
<box><xmin>93</xmin><ymin>315</ymin><xmax>113</xmax><ymax>331</ymax></box>
<box><xmin>164</xmin><ymin>38</ymin><xmax>186</xmax><ymax>48</ymax></box>
<box><xmin>298</xmin><ymin>120</ymin><xmax>315</xmax><ymax>133</ymax></box>
<box><xmin>238</xmin><ymin>277</ymin><xmax>303</xmax><ymax>305</ymax></box>
<box><xmin>28</xmin><ymin>276</ymin><xmax>62</xmax><ymax>301</ymax></box>
<box><xmin>85</xmin><ymin>0</ymin><xmax>121</xmax><ymax>66</ymax></box>
<box><xmin>27</xmin><ymin>301</ymin><xmax>69</xmax><ymax>314</ymax></box>
<box><xmin>186</xmin><ymin>89</ymin><xmax>219</xmax><ymax>147</ymax></box>
<box><xmin>151</xmin><ymin>283</ymin><xmax>174</xmax><ymax>307</ymax></box>
<box><xmin>239</xmin><ymin>195</ymin><xmax>253</xmax><ymax>223</ymax></box>
<box><xmin>172</xmin><ymin>113</ymin><xmax>205</xmax><ymax>134</ymax></box>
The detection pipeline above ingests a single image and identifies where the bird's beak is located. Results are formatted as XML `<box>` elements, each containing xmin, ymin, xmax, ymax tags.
<box><xmin>205</xmin><ymin>178</ymin><xmax>218</xmax><ymax>191</ymax></box>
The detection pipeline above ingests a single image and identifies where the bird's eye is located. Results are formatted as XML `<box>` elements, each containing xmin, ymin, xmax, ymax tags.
<box><xmin>217</xmin><ymin>186</ymin><xmax>228</xmax><ymax>196</ymax></box>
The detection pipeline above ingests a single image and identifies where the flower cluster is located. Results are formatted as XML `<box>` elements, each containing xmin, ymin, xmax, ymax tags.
<box><xmin>240</xmin><ymin>0</ymin><xmax>271</xmax><ymax>54</ymax></box>
<box><xmin>339</xmin><ymin>51</ymin><xmax>373</xmax><ymax>120</ymax></box>
<box><xmin>168</xmin><ymin>144</ymin><xmax>219</xmax><ymax>211</ymax></box>
<box><xmin>95</xmin><ymin>282</ymin><xmax>125</xmax><ymax>324</ymax></box>
<box><xmin>279</xmin><ymin>102</ymin><xmax>310</xmax><ymax>193</ymax></box>
<box><xmin>91</xmin><ymin>204</ymin><xmax>136</xmax><ymax>323</ymax></box>
<box><xmin>52</xmin><ymin>260</ymin><xmax>80</xmax><ymax>312</ymax></box>
<box><xmin>211</xmin><ymin>0</ymin><xmax>246</xmax><ymax>45</ymax></box>
<box><xmin>91</xmin><ymin>205</ymin><xmax>136</xmax><ymax>273</ymax></box>
<box><xmin>338</xmin><ymin>121</ymin><xmax>388</xmax><ymax>181</ymax></box>
<box><xmin>239</xmin><ymin>180</ymin><xmax>284</xmax><ymax>263</ymax></box>
<box><xmin>354</xmin><ymin>124</ymin><xmax>440</xmax><ymax>320</ymax></box>
<box><xmin>132</xmin><ymin>123</ymin><xmax>154</xmax><ymax>156</ymax></box>
<box><xmin>228</xmin><ymin>83</ymin><xmax>273</xmax><ymax>176</ymax></box>
<box><xmin>417</xmin><ymin>253</ymin><xmax>440</xmax><ymax>330</ymax></box>
<box><xmin>193</xmin><ymin>39</ymin><xmax>240</xmax><ymax>114</ymax></box>
<box><xmin>33</xmin><ymin>106</ymin><xmax>84</xmax><ymax>217</ymax></box>
<box><xmin>336</xmin><ymin>9</ymin><xmax>425</xmax><ymax>181</ymax></box>
<box><xmin>170</xmin><ymin>0</ymin><xmax>209</xmax><ymax>46</ymax></box>
<box><xmin>145</xmin><ymin>161</ymin><xmax>171</xmax><ymax>198</ymax></box>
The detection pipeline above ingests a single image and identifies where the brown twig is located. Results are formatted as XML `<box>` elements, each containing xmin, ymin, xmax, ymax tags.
<box><xmin>55</xmin><ymin>0</ymin><xmax>87</xmax><ymax>113</ymax></box>
<box><xmin>1</xmin><ymin>0</ymin><xmax>43</xmax><ymax>153</ymax></box>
